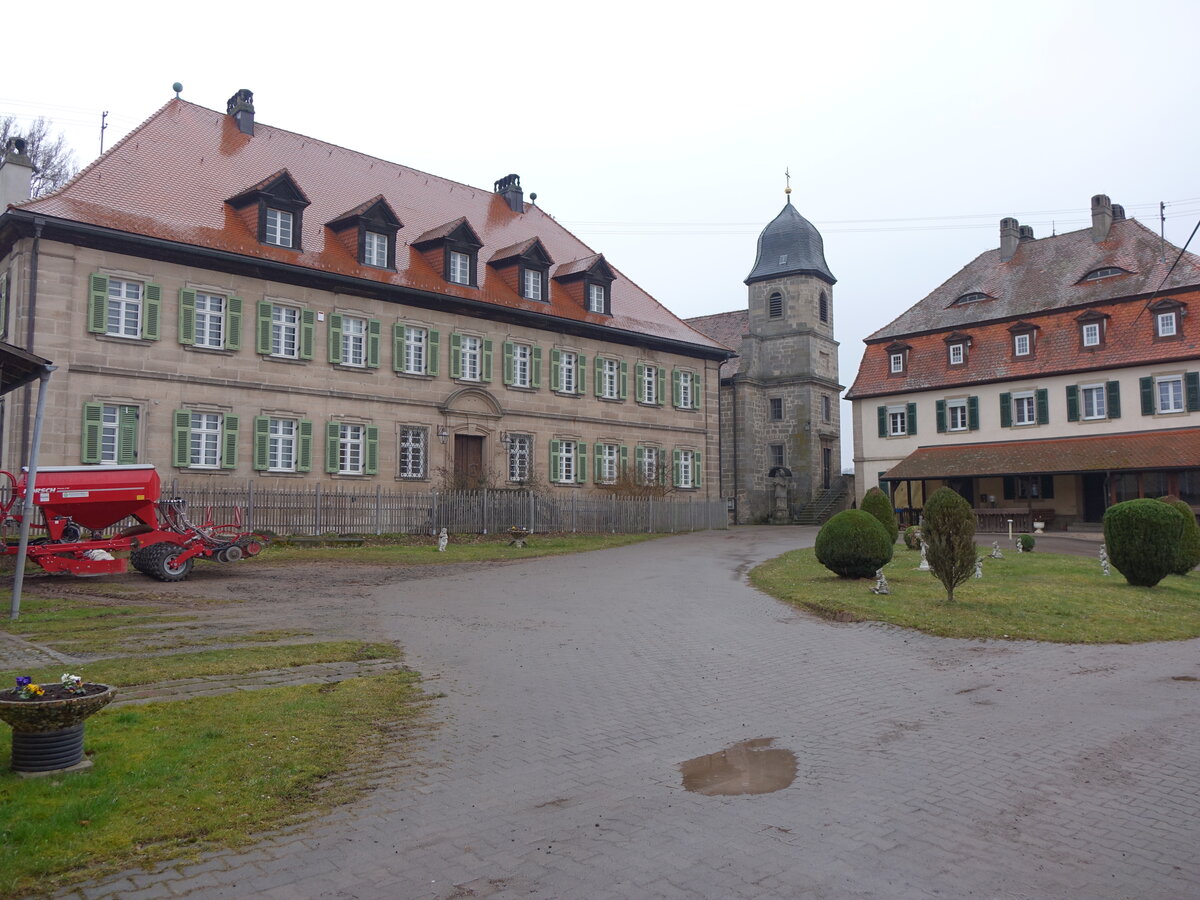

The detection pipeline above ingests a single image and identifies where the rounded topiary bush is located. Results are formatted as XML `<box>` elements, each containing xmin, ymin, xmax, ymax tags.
<box><xmin>1103</xmin><ymin>498</ymin><xmax>1186</xmax><ymax>587</ymax></box>
<box><xmin>815</xmin><ymin>510</ymin><xmax>894</xmax><ymax>579</ymax></box>
<box><xmin>861</xmin><ymin>487</ymin><xmax>899</xmax><ymax>545</ymax></box>
<box><xmin>1017</xmin><ymin>533</ymin><xmax>1035</xmax><ymax>552</ymax></box>
<box><xmin>1158</xmin><ymin>496</ymin><xmax>1200</xmax><ymax>575</ymax></box>
<box><xmin>903</xmin><ymin>524</ymin><xmax>922</xmax><ymax>550</ymax></box>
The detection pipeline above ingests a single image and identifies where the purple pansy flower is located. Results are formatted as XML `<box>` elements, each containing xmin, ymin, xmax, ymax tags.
<box><xmin>15</xmin><ymin>676</ymin><xmax>31</xmax><ymax>688</ymax></box>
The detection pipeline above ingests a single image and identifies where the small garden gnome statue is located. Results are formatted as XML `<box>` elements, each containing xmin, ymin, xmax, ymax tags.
<box><xmin>918</xmin><ymin>541</ymin><xmax>931</xmax><ymax>571</ymax></box>
<box><xmin>974</xmin><ymin>556</ymin><xmax>984</xmax><ymax>579</ymax></box>
<box><xmin>989</xmin><ymin>541</ymin><xmax>1004</xmax><ymax>559</ymax></box>
<box><xmin>871</xmin><ymin>569</ymin><xmax>891</xmax><ymax>595</ymax></box>
<box><xmin>1099</xmin><ymin>544</ymin><xmax>1110</xmax><ymax>577</ymax></box>
<box><xmin>437</xmin><ymin>527</ymin><xmax>448</xmax><ymax>552</ymax></box>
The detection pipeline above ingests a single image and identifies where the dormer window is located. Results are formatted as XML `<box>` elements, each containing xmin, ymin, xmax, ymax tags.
<box><xmin>1158</xmin><ymin>311</ymin><xmax>1177</xmax><ymax>337</ymax></box>
<box><xmin>364</xmin><ymin>231</ymin><xmax>388</xmax><ymax>268</ymax></box>
<box><xmin>227</xmin><ymin>169</ymin><xmax>311</xmax><ymax>251</ymax></box>
<box><xmin>953</xmin><ymin>292</ymin><xmax>989</xmax><ymax>305</ymax></box>
<box><xmin>325</xmin><ymin>196</ymin><xmax>402</xmax><ymax>271</ymax></box>
<box><xmin>265</xmin><ymin>208</ymin><xmax>293</xmax><ymax>247</ymax></box>
<box><xmin>1149</xmin><ymin>298</ymin><xmax>1186</xmax><ymax>341</ymax></box>
<box><xmin>949</xmin><ymin>343</ymin><xmax>965</xmax><ymax>365</ymax></box>
<box><xmin>1082</xmin><ymin>323</ymin><xmax>1100</xmax><ymax>346</ymax></box>
<box><xmin>488</xmin><ymin>238</ymin><xmax>554</xmax><ymax>302</ymax></box>
<box><xmin>944</xmin><ymin>331</ymin><xmax>970</xmax><ymax>366</ymax></box>
<box><xmin>554</xmin><ymin>253</ymin><xmax>615</xmax><ymax>316</ymax></box>
<box><xmin>885</xmin><ymin>341</ymin><xmax>911</xmax><ymax>375</ymax></box>
<box><xmin>449</xmin><ymin>251</ymin><xmax>471</xmax><ymax>285</ymax></box>
<box><xmin>1082</xmin><ymin>266</ymin><xmax>1128</xmax><ymax>282</ymax></box>
<box><xmin>1075</xmin><ymin>310</ymin><xmax>1109</xmax><ymax>349</ymax></box>
<box><xmin>524</xmin><ymin>269</ymin><xmax>543</xmax><ymax>301</ymax></box>
<box><xmin>890</xmin><ymin>353</ymin><xmax>904</xmax><ymax>373</ymax></box>
<box><xmin>587</xmin><ymin>283</ymin><xmax>607</xmax><ymax>313</ymax></box>
<box><xmin>1014</xmin><ymin>333</ymin><xmax>1031</xmax><ymax>356</ymax></box>
<box><xmin>1008</xmin><ymin>321</ymin><xmax>1039</xmax><ymax>358</ymax></box>
<box><xmin>413</xmin><ymin>217</ymin><xmax>483</xmax><ymax>289</ymax></box>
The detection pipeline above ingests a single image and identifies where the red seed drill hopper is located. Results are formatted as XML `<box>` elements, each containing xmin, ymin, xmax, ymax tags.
<box><xmin>1</xmin><ymin>464</ymin><xmax>266</xmax><ymax>580</ymax></box>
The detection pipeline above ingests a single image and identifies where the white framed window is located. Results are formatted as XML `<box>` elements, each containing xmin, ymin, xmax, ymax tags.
<box><xmin>265</xmin><ymin>208</ymin><xmax>294</xmax><ymax>247</ymax></box>
<box><xmin>557</xmin><ymin>440</ymin><xmax>577</xmax><ymax>483</ymax></box>
<box><xmin>679</xmin><ymin>371</ymin><xmax>694</xmax><ymax>408</ymax></box>
<box><xmin>512</xmin><ymin>343</ymin><xmax>532</xmax><ymax>388</ymax></box>
<box><xmin>1157</xmin><ymin>375</ymin><xmax>1185</xmax><ymax>413</ymax></box>
<box><xmin>101</xmin><ymin>404</ymin><xmax>121</xmax><ymax>464</ymax></box>
<box><xmin>364</xmin><ymin>231</ymin><xmax>388</xmax><ymax>268</ymax></box>
<box><xmin>640</xmin><ymin>446</ymin><xmax>660</xmax><ymax>485</ymax></box>
<box><xmin>947</xmin><ymin>399</ymin><xmax>968</xmax><ymax>432</ymax></box>
<box><xmin>640</xmin><ymin>365</ymin><xmax>658</xmax><ymax>404</ymax></box>
<box><xmin>508</xmin><ymin>433</ymin><xmax>532</xmax><ymax>482</ymax></box>
<box><xmin>676</xmin><ymin>449</ymin><xmax>696</xmax><ymax>488</ymax></box>
<box><xmin>449</xmin><ymin>250</ymin><xmax>471</xmax><ymax>285</ymax></box>
<box><xmin>341</xmin><ymin>316</ymin><xmax>367</xmax><ymax>368</ymax></box>
<box><xmin>1082</xmin><ymin>322</ymin><xmax>1101</xmax><ymax>347</ymax></box>
<box><xmin>1081</xmin><ymin>384</ymin><xmax>1107</xmax><ymax>420</ymax></box>
<box><xmin>271</xmin><ymin>305</ymin><xmax>300</xmax><ymax>358</ymax></box>
<box><xmin>889</xmin><ymin>352</ymin><xmax>905</xmax><ymax>373</ymax></box>
<box><xmin>1013</xmin><ymin>392</ymin><xmax>1036</xmax><ymax>426</ymax></box>
<box><xmin>339</xmin><ymin>423</ymin><xmax>365</xmax><ymax>475</ymax></box>
<box><xmin>888</xmin><ymin>406</ymin><xmax>907</xmax><ymax>437</ymax></box>
<box><xmin>398</xmin><ymin>426</ymin><xmax>427</xmax><ymax>479</ymax></box>
<box><xmin>559</xmin><ymin>351</ymin><xmax>578</xmax><ymax>393</ymax></box>
<box><xmin>587</xmin><ymin>283</ymin><xmax>606</xmax><ymax>313</ymax></box>
<box><xmin>268</xmin><ymin>418</ymin><xmax>297</xmax><ymax>472</ymax></box>
<box><xmin>460</xmin><ymin>335</ymin><xmax>481</xmax><ymax>381</ymax></box>
<box><xmin>107</xmin><ymin>278</ymin><xmax>143</xmax><ymax>338</ymax></box>
<box><xmin>1014</xmin><ymin>333</ymin><xmax>1031</xmax><ymax>356</ymax></box>
<box><xmin>598</xmin><ymin>443</ymin><xmax>619</xmax><ymax>484</ymax></box>
<box><xmin>190</xmin><ymin>412</ymin><xmax>222</xmax><ymax>468</ymax></box>
<box><xmin>948</xmin><ymin>343</ymin><xmax>965</xmax><ymax>365</ymax></box>
<box><xmin>404</xmin><ymin>327</ymin><xmax>427</xmax><ymax>374</ymax></box>
<box><xmin>1157</xmin><ymin>311</ymin><xmax>1178</xmax><ymax>337</ymax></box>
<box><xmin>601</xmin><ymin>358</ymin><xmax>620</xmax><ymax>399</ymax></box>
<box><xmin>523</xmin><ymin>269</ymin><xmax>543</xmax><ymax>301</ymax></box>
<box><xmin>194</xmin><ymin>292</ymin><xmax>225</xmax><ymax>349</ymax></box>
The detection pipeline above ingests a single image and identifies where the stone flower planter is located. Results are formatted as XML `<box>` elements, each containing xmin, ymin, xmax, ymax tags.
<box><xmin>0</xmin><ymin>684</ymin><xmax>115</xmax><ymax>774</ymax></box>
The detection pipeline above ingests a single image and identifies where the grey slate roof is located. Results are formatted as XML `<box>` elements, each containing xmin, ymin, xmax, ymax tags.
<box><xmin>686</xmin><ymin>310</ymin><xmax>748</xmax><ymax>379</ymax></box>
<box><xmin>868</xmin><ymin>218</ymin><xmax>1200</xmax><ymax>342</ymax></box>
<box><xmin>745</xmin><ymin>200</ymin><xmax>836</xmax><ymax>286</ymax></box>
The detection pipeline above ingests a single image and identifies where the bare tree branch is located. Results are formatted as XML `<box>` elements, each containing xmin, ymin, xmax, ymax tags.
<box><xmin>0</xmin><ymin>115</ymin><xmax>80</xmax><ymax>198</ymax></box>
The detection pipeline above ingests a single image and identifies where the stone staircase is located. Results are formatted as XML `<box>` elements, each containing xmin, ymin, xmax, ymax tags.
<box><xmin>793</xmin><ymin>479</ymin><xmax>849</xmax><ymax>525</ymax></box>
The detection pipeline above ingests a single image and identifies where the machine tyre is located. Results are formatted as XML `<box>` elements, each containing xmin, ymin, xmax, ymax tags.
<box><xmin>136</xmin><ymin>542</ymin><xmax>194</xmax><ymax>582</ymax></box>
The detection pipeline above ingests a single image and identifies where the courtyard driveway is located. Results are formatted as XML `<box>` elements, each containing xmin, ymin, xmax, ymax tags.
<box><xmin>68</xmin><ymin>527</ymin><xmax>1199</xmax><ymax>899</ymax></box>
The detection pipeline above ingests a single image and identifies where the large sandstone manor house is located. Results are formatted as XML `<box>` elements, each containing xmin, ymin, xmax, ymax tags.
<box><xmin>0</xmin><ymin>89</ymin><xmax>845</xmax><ymax>525</ymax></box>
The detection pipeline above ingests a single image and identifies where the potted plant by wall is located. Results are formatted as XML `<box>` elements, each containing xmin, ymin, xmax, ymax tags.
<box><xmin>0</xmin><ymin>675</ymin><xmax>115</xmax><ymax>774</ymax></box>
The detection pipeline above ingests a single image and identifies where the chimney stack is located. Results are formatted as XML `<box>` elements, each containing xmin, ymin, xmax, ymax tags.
<box><xmin>494</xmin><ymin>174</ymin><xmax>524</xmax><ymax>213</ymax></box>
<box><xmin>226</xmin><ymin>89</ymin><xmax>255</xmax><ymax>136</ymax></box>
<box><xmin>1091</xmin><ymin>193</ymin><xmax>1113</xmax><ymax>243</ymax></box>
<box><xmin>1018</xmin><ymin>225</ymin><xmax>1035</xmax><ymax>242</ymax></box>
<box><xmin>0</xmin><ymin>137</ymin><xmax>37</xmax><ymax>207</ymax></box>
<box><xmin>999</xmin><ymin>217</ymin><xmax>1020</xmax><ymax>261</ymax></box>
<box><xmin>1111</xmin><ymin>203</ymin><xmax>1126</xmax><ymax>222</ymax></box>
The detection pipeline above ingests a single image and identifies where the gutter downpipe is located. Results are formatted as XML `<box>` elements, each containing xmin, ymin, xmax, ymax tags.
<box><xmin>730</xmin><ymin>377</ymin><xmax>739</xmax><ymax>524</ymax></box>
<box><xmin>10</xmin><ymin>364</ymin><xmax>55</xmax><ymax>619</ymax></box>
<box><xmin>19</xmin><ymin>218</ymin><xmax>43</xmax><ymax>456</ymax></box>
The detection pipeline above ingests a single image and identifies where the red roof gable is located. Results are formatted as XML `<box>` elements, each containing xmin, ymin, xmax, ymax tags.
<box><xmin>19</xmin><ymin>99</ymin><xmax>724</xmax><ymax>352</ymax></box>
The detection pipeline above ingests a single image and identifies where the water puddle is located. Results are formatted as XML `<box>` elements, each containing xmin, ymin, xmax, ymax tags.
<box><xmin>680</xmin><ymin>737</ymin><xmax>797</xmax><ymax>796</ymax></box>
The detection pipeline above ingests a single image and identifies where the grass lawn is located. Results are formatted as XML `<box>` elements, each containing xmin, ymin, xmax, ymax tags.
<box><xmin>751</xmin><ymin>546</ymin><xmax>1200</xmax><ymax>643</ymax></box>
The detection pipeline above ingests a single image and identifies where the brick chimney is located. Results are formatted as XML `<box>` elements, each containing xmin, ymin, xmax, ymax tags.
<box><xmin>0</xmin><ymin>137</ymin><xmax>37</xmax><ymax>207</ymax></box>
<box><xmin>1091</xmin><ymin>194</ymin><xmax>1113</xmax><ymax>242</ymax></box>
<box><xmin>999</xmin><ymin>217</ymin><xmax>1020</xmax><ymax>261</ymax></box>
<box><xmin>227</xmin><ymin>89</ymin><xmax>255</xmax><ymax>136</ymax></box>
<box><xmin>494</xmin><ymin>174</ymin><xmax>524</xmax><ymax>213</ymax></box>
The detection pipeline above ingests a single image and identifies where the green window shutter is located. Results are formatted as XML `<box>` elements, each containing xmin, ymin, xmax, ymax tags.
<box><xmin>673</xmin><ymin>449</ymin><xmax>682</xmax><ymax>486</ymax></box>
<box><xmin>1002</xmin><ymin>476</ymin><xmax>1015</xmax><ymax>500</ymax></box>
<box><xmin>503</xmin><ymin>341</ymin><xmax>514</xmax><ymax>385</ymax></box>
<box><xmin>88</xmin><ymin>273</ymin><xmax>109</xmax><ymax>334</ymax></box>
<box><xmin>297</xmin><ymin>419</ymin><xmax>314</xmax><ymax>472</ymax></box>
<box><xmin>999</xmin><ymin>393</ymin><xmax>1012</xmax><ymax>428</ymax></box>
<box><xmin>1187</xmin><ymin>372</ymin><xmax>1200</xmax><ymax>411</ymax></box>
<box><xmin>657</xmin><ymin>367</ymin><xmax>666</xmax><ymax>405</ymax></box>
<box><xmin>549</xmin><ymin>439</ymin><xmax>561</xmax><ymax>483</ymax></box>
<box><xmin>576</xmin><ymin>443</ymin><xmax>587</xmax><ymax>483</ymax></box>
<box><xmin>620</xmin><ymin>444</ymin><xmax>629</xmax><ymax>475</ymax></box>
<box><xmin>532</xmin><ymin>346</ymin><xmax>542</xmax><ymax>388</ymax></box>
<box><xmin>906</xmin><ymin>402</ymin><xmax>917</xmax><ymax>436</ymax></box>
<box><xmin>1106</xmin><ymin>381</ymin><xmax>1121</xmax><ymax>419</ymax></box>
<box><xmin>635</xmin><ymin>445</ymin><xmax>645</xmax><ymax>476</ymax></box>
<box><xmin>256</xmin><ymin>302</ymin><xmax>272</xmax><ymax>355</ymax></box>
<box><xmin>576</xmin><ymin>355</ymin><xmax>587</xmax><ymax>393</ymax></box>
<box><xmin>450</xmin><ymin>333</ymin><xmax>462</xmax><ymax>379</ymax></box>
<box><xmin>594</xmin><ymin>356</ymin><xmax>603</xmax><ymax>396</ymax></box>
<box><xmin>1040</xmin><ymin>475</ymin><xmax>1055</xmax><ymax>500</ymax></box>
<box><xmin>1140</xmin><ymin>376</ymin><xmax>1154</xmax><ymax>415</ymax></box>
<box><xmin>253</xmin><ymin>417</ymin><xmax>270</xmax><ymax>470</ymax></box>
<box><xmin>117</xmin><ymin>406</ymin><xmax>139</xmax><ymax>464</ymax></box>
<box><xmin>173</xmin><ymin>409</ymin><xmax>191</xmax><ymax>467</ymax></box>
<box><xmin>967</xmin><ymin>396</ymin><xmax>979</xmax><ymax>431</ymax></box>
<box><xmin>328</xmin><ymin>313</ymin><xmax>343</xmax><ymax>364</ymax></box>
<box><xmin>935</xmin><ymin>399</ymin><xmax>946</xmax><ymax>433</ymax></box>
<box><xmin>81</xmin><ymin>402</ymin><xmax>103</xmax><ymax>463</ymax></box>
<box><xmin>427</xmin><ymin>330</ymin><xmax>440</xmax><ymax>375</ymax></box>
<box><xmin>300</xmin><ymin>309</ymin><xmax>315</xmax><ymax>360</ymax></box>
<box><xmin>694</xmin><ymin>376</ymin><xmax>702</xmax><ymax>410</ymax></box>
<box><xmin>551</xmin><ymin>349</ymin><xmax>561</xmax><ymax>391</ymax></box>
<box><xmin>325</xmin><ymin>421</ymin><xmax>340</xmax><ymax>473</ymax></box>
<box><xmin>179</xmin><ymin>289</ymin><xmax>196</xmax><ymax>345</ymax></box>
<box><xmin>1036</xmin><ymin>388</ymin><xmax>1049</xmax><ymax>425</ymax></box>
<box><xmin>673</xmin><ymin>369</ymin><xmax>682</xmax><ymax>407</ymax></box>
<box><xmin>482</xmin><ymin>339</ymin><xmax>494</xmax><ymax>383</ymax></box>
<box><xmin>142</xmin><ymin>283</ymin><xmax>161</xmax><ymax>340</ymax></box>
<box><xmin>635</xmin><ymin>363</ymin><xmax>645</xmax><ymax>400</ymax></box>
<box><xmin>393</xmin><ymin>323</ymin><xmax>405</xmax><ymax>372</ymax></box>
<box><xmin>226</xmin><ymin>296</ymin><xmax>243</xmax><ymax>350</ymax></box>
<box><xmin>222</xmin><ymin>414</ymin><xmax>239</xmax><ymax>470</ymax></box>
<box><xmin>367</xmin><ymin>319</ymin><xmax>381</xmax><ymax>368</ymax></box>
<box><xmin>594</xmin><ymin>444</ymin><xmax>603</xmax><ymax>483</ymax></box>
<box><xmin>1066</xmin><ymin>386</ymin><xmax>1079</xmax><ymax>422</ymax></box>
<box><xmin>877</xmin><ymin>405</ymin><xmax>887</xmax><ymax>438</ymax></box>
<box><xmin>620</xmin><ymin>361</ymin><xmax>628</xmax><ymax>400</ymax></box>
<box><xmin>365</xmin><ymin>426</ymin><xmax>379</xmax><ymax>475</ymax></box>
<box><xmin>694</xmin><ymin>452</ymin><xmax>702</xmax><ymax>488</ymax></box>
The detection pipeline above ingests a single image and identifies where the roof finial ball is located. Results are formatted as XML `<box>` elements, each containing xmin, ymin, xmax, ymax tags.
<box><xmin>172</xmin><ymin>83</ymin><xmax>183</xmax><ymax>99</ymax></box>
<box><xmin>784</xmin><ymin>167</ymin><xmax>793</xmax><ymax>203</ymax></box>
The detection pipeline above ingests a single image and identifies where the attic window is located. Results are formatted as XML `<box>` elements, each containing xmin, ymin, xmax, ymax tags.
<box><xmin>226</xmin><ymin>170</ymin><xmax>311</xmax><ymax>251</ymax></box>
<box><xmin>953</xmin><ymin>292</ymin><xmax>988</xmax><ymax>305</ymax></box>
<box><xmin>1082</xmin><ymin>267</ymin><xmax>1127</xmax><ymax>281</ymax></box>
<box><xmin>265</xmin><ymin>209</ymin><xmax>293</xmax><ymax>248</ymax></box>
<box><xmin>778</xmin><ymin>254</ymin><xmax>788</xmax><ymax>265</ymax></box>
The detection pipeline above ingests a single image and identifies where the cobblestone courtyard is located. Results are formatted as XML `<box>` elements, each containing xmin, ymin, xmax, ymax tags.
<box><xmin>43</xmin><ymin>528</ymin><xmax>1200</xmax><ymax>898</ymax></box>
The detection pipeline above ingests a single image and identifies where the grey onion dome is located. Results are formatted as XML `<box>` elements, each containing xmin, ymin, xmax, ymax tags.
<box><xmin>745</xmin><ymin>199</ymin><xmax>836</xmax><ymax>286</ymax></box>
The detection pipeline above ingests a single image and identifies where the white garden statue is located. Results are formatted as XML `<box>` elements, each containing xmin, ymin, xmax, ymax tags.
<box><xmin>437</xmin><ymin>527</ymin><xmax>448</xmax><ymax>552</ymax></box>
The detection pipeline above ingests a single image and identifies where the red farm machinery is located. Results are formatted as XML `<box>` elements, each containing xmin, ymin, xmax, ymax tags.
<box><xmin>2</xmin><ymin>465</ymin><xmax>267</xmax><ymax>581</ymax></box>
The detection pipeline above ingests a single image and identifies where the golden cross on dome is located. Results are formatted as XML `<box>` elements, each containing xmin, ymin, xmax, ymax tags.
<box><xmin>784</xmin><ymin>167</ymin><xmax>792</xmax><ymax>196</ymax></box>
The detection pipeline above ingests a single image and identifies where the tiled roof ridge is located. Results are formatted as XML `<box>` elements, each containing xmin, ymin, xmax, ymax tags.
<box><xmin>917</xmin><ymin>423</ymin><xmax>1200</xmax><ymax>452</ymax></box>
<box><xmin>686</xmin><ymin>309</ymin><xmax>749</xmax><ymax>325</ymax></box>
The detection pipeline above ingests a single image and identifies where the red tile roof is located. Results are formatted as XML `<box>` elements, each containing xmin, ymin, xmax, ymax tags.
<box><xmin>884</xmin><ymin>427</ymin><xmax>1200</xmax><ymax>479</ymax></box>
<box><xmin>19</xmin><ymin>99</ymin><xmax>725</xmax><ymax>352</ymax></box>
<box><xmin>848</xmin><ymin>288</ymin><xmax>1200</xmax><ymax>399</ymax></box>
<box><xmin>685</xmin><ymin>310</ymin><xmax>747</xmax><ymax>378</ymax></box>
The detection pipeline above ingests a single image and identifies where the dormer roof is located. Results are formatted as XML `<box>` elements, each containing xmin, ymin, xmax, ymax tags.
<box><xmin>326</xmin><ymin>195</ymin><xmax>401</xmax><ymax>232</ymax></box>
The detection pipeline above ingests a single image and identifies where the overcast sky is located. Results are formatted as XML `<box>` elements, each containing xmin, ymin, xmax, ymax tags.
<box><xmin>6</xmin><ymin>0</ymin><xmax>1199</xmax><ymax>469</ymax></box>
